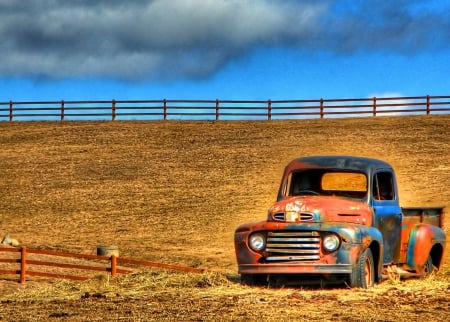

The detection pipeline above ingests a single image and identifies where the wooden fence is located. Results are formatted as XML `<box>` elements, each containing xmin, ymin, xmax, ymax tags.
<box><xmin>0</xmin><ymin>246</ymin><xmax>204</xmax><ymax>284</ymax></box>
<box><xmin>1</xmin><ymin>95</ymin><xmax>449</xmax><ymax>121</ymax></box>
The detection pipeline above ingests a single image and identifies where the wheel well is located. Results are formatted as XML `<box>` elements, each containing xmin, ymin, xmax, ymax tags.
<box><xmin>430</xmin><ymin>243</ymin><xmax>444</xmax><ymax>269</ymax></box>
<box><xmin>369</xmin><ymin>242</ymin><xmax>381</xmax><ymax>282</ymax></box>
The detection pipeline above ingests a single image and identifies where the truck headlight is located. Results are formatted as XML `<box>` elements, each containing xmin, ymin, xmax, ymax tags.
<box><xmin>323</xmin><ymin>234</ymin><xmax>340</xmax><ymax>252</ymax></box>
<box><xmin>249</xmin><ymin>233</ymin><xmax>266</xmax><ymax>251</ymax></box>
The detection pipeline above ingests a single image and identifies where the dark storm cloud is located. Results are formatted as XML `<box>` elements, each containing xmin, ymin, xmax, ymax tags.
<box><xmin>0</xmin><ymin>0</ymin><xmax>448</xmax><ymax>80</ymax></box>
<box><xmin>320</xmin><ymin>0</ymin><xmax>450</xmax><ymax>54</ymax></box>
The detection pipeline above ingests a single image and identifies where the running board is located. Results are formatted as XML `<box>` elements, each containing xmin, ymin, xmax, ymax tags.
<box><xmin>381</xmin><ymin>266</ymin><xmax>420</xmax><ymax>280</ymax></box>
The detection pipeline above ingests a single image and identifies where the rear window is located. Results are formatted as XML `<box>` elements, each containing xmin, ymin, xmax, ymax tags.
<box><xmin>322</xmin><ymin>172</ymin><xmax>367</xmax><ymax>192</ymax></box>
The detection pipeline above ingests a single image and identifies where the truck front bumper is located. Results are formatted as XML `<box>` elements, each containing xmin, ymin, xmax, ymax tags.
<box><xmin>238</xmin><ymin>263</ymin><xmax>353</xmax><ymax>275</ymax></box>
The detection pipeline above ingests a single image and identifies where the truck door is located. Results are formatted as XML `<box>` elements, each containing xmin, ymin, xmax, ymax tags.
<box><xmin>372</xmin><ymin>171</ymin><xmax>402</xmax><ymax>264</ymax></box>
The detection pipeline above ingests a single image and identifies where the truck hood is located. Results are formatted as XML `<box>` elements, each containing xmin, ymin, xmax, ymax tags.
<box><xmin>268</xmin><ymin>196</ymin><xmax>373</xmax><ymax>226</ymax></box>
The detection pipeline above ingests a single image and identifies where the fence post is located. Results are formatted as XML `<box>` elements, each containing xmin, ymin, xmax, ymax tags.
<box><xmin>268</xmin><ymin>99</ymin><xmax>272</xmax><ymax>120</ymax></box>
<box><xmin>61</xmin><ymin>100</ymin><xmax>65</xmax><ymax>121</ymax></box>
<box><xmin>111</xmin><ymin>255</ymin><xmax>117</xmax><ymax>277</ymax></box>
<box><xmin>20</xmin><ymin>247</ymin><xmax>27</xmax><ymax>284</ymax></box>
<box><xmin>9</xmin><ymin>101</ymin><xmax>13</xmax><ymax>122</ymax></box>
<box><xmin>426</xmin><ymin>95</ymin><xmax>430</xmax><ymax>115</ymax></box>
<box><xmin>112</xmin><ymin>99</ymin><xmax>116</xmax><ymax>121</ymax></box>
<box><xmin>320</xmin><ymin>98</ymin><xmax>324</xmax><ymax>119</ymax></box>
<box><xmin>373</xmin><ymin>97</ymin><xmax>377</xmax><ymax>117</ymax></box>
<box><xmin>215</xmin><ymin>99</ymin><xmax>219</xmax><ymax>121</ymax></box>
<box><xmin>163</xmin><ymin>99</ymin><xmax>167</xmax><ymax>120</ymax></box>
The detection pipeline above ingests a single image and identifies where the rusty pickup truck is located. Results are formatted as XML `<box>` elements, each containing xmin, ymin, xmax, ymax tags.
<box><xmin>234</xmin><ymin>156</ymin><xmax>446</xmax><ymax>288</ymax></box>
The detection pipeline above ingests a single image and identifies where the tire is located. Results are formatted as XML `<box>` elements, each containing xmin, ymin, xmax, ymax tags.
<box><xmin>240</xmin><ymin>274</ymin><xmax>267</xmax><ymax>286</ymax></box>
<box><xmin>349</xmin><ymin>248</ymin><xmax>375</xmax><ymax>288</ymax></box>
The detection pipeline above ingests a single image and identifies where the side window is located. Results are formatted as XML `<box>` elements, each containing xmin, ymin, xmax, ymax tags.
<box><xmin>373</xmin><ymin>172</ymin><xmax>394</xmax><ymax>200</ymax></box>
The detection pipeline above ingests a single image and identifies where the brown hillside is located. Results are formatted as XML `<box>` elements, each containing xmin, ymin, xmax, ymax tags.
<box><xmin>0</xmin><ymin>115</ymin><xmax>449</xmax><ymax>321</ymax></box>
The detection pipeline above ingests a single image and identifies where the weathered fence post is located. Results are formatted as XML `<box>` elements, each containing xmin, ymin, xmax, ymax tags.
<box><xmin>111</xmin><ymin>255</ymin><xmax>117</xmax><ymax>277</ymax></box>
<box><xmin>215</xmin><ymin>99</ymin><xmax>219</xmax><ymax>121</ymax></box>
<box><xmin>112</xmin><ymin>99</ymin><xmax>116</xmax><ymax>121</ymax></box>
<box><xmin>268</xmin><ymin>99</ymin><xmax>272</xmax><ymax>120</ymax></box>
<box><xmin>426</xmin><ymin>95</ymin><xmax>430</xmax><ymax>115</ymax></box>
<box><xmin>373</xmin><ymin>97</ymin><xmax>377</xmax><ymax>117</ymax></box>
<box><xmin>163</xmin><ymin>99</ymin><xmax>167</xmax><ymax>120</ymax></box>
<box><xmin>320</xmin><ymin>98</ymin><xmax>324</xmax><ymax>119</ymax></box>
<box><xmin>20</xmin><ymin>247</ymin><xmax>27</xmax><ymax>284</ymax></box>
<box><xmin>61</xmin><ymin>100</ymin><xmax>65</xmax><ymax>121</ymax></box>
<box><xmin>9</xmin><ymin>101</ymin><xmax>13</xmax><ymax>122</ymax></box>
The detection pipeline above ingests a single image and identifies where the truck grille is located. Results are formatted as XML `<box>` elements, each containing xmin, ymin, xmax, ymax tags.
<box><xmin>265</xmin><ymin>231</ymin><xmax>320</xmax><ymax>261</ymax></box>
<box><xmin>273</xmin><ymin>212</ymin><xmax>314</xmax><ymax>221</ymax></box>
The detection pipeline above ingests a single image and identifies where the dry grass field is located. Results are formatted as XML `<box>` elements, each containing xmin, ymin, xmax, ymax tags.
<box><xmin>0</xmin><ymin>115</ymin><xmax>449</xmax><ymax>321</ymax></box>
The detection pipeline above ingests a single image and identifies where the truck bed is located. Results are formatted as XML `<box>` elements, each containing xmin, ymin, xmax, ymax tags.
<box><xmin>401</xmin><ymin>206</ymin><xmax>445</xmax><ymax>228</ymax></box>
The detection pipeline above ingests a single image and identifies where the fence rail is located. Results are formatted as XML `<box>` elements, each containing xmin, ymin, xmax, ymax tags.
<box><xmin>0</xmin><ymin>246</ymin><xmax>204</xmax><ymax>284</ymax></box>
<box><xmin>1</xmin><ymin>95</ymin><xmax>449</xmax><ymax>121</ymax></box>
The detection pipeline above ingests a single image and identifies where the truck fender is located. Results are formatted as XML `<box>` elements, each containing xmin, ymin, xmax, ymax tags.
<box><xmin>407</xmin><ymin>224</ymin><xmax>446</xmax><ymax>274</ymax></box>
<box><xmin>358</xmin><ymin>226</ymin><xmax>383</xmax><ymax>281</ymax></box>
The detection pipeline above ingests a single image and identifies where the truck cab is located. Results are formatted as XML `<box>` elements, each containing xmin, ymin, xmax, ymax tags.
<box><xmin>234</xmin><ymin>156</ymin><xmax>446</xmax><ymax>288</ymax></box>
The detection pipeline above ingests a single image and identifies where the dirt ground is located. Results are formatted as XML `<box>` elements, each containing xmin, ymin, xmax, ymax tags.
<box><xmin>0</xmin><ymin>116</ymin><xmax>449</xmax><ymax>321</ymax></box>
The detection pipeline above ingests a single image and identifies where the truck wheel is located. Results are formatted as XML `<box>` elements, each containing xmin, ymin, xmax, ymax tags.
<box><xmin>349</xmin><ymin>248</ymin><xmax>375</xmax><ymax>288</ymax></box>
<box><xmin>240</xmin><ymin>274</ymin><xmax>267</xmax><ymax>286</ymax></box>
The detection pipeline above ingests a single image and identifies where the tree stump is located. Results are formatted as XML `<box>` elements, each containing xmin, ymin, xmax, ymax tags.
<box><xmin>96</xmin><ymin>245</ymin><xmax>119</xmax><ymax>257</ymax></box>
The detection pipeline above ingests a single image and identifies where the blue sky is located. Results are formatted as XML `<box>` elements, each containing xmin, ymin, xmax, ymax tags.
<box><xmin>1</xmin><ymin>0</ymin><xmax>449</xmax><ymax>102</ymax></box>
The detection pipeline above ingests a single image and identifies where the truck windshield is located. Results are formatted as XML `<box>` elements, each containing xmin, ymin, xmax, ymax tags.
<box><xmin>289</xmin><ymin>170</ymin><xmax>367</xmax><ymax>199</ymax></box>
